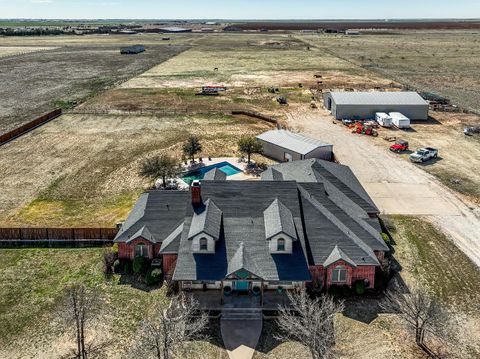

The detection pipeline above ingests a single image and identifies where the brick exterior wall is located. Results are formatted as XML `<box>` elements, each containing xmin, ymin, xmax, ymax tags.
<box><xmin>309</xmin><ymin>260</ymin><xmax>376</xmax><ymax>289</ymax></box>
<box><xmin>118</xmin><ymin>237</ymin><xmax>155</xmax><ymax>260</ymax></box>
<box><xmin>351</xmin><ymin>265</ymin><xmax>375</xmax><ymax>288</ymax></box>
<box><xmin>163</xmin><ymin>254</ymin><xmax>178</xmax><ymax>278</ymax></box>
<box><xmin>326</xmin><ymin>260</ymin><xmax>354</xmax><ymax>287</ymax></box>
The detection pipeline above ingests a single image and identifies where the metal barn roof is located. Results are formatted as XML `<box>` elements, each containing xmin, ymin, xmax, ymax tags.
<box><xmin>329</xmin><ymin>91</ymin><xmax>428</xmax><ymax>106</ymax></box>
<box><xmin>256</xmin><ymin>130</ymin><xmax>332</xmax><ymax>155</ymax></box>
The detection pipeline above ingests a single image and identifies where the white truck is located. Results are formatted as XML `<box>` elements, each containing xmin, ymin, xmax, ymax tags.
<box><xmin>409</xmin><ymin>147</ymin><xmax>438</xmax><ymax>163</ymax></box>
<box><xmin>375</xmin><ymin>112</ymin><xmax>393</xmax><ymax>127</ymax></box>
<box><xmin>390</xmin><ymin>112</ymin><xmax>411</xmax><ymax>129</ymax></box>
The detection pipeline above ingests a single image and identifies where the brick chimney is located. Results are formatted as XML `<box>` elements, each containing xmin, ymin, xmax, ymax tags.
<box><xmin>191</xmin><ymin>180</ymin><xmax>202</xmax><ymax>205</ymax></box>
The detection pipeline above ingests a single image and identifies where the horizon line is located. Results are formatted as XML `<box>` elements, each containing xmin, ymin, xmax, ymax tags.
<box><xmin>1</xmin><ymin>17</ymin><xmax>480</xmax><ymax>21</ymax></box>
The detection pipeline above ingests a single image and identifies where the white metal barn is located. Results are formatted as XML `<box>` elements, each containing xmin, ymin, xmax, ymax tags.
<box><xmin>256</xmin><ymin>130</ymin><xmax>333</xmax><ymax>162</ymax></box>
<box><xmin>324</xmin><ymin>91</ymin><xmax>429</xmax><ymax>120</ymax></box>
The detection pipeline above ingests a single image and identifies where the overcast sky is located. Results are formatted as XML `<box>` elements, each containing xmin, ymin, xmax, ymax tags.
<box><xmin>1</xmin><ymin>0</ymin><xmax>479</xmax><ymax>20</ymax></box>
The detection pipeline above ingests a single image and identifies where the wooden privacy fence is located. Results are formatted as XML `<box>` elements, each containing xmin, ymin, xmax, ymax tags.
<box><xmin>0</xmin><ymin>109</ymin><xmax>62</xmax><ymax>145</ymax></box>
<box><xmin>0</xmin><ymin>227</ymin><xmax>118</xmax><ymax>240</ymax></box>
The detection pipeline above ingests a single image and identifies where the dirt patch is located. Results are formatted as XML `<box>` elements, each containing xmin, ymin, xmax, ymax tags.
<box><xmin>0</xmin><ymin>46</ymin><xmax>56</xmax><ymax>58</ymax></box>
<box><xmin>0</xmin><ymin>44</ymin><xmax>187</xmax><ymax>133</ymax></box>
<box><xmin>299</xmin><ymin>30</ymin><xmax>480</xmax><ymax>113</ymax></box>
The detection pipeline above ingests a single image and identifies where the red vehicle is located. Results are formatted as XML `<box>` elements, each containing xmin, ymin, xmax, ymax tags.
<box><xmin>390</xmin><ymin>140</ymin><xmax>409</xmax><ymax>153</ymax></box>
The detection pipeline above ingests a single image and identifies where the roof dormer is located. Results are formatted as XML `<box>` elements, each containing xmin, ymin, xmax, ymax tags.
<box><xmin>188</xmin><ymin>199</ymin><xmax>222</xmax><ymax>253</ymax></box>
<box><xmin>263</xmin><ymin>198</ymin><xmax>297</xmax><ymax>254</ymax></box>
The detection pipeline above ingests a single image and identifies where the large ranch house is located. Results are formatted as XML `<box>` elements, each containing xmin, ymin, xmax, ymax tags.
<box><xmin>114</xmin><ymin>159</ymin><xmax>389</xmax><ymax>309</ymax></box>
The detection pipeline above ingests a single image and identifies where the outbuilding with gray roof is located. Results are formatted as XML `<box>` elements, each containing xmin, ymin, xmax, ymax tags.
<box><xmin>256</xmin><ymin>129</ymin><xmax>333</xmax><ymax>162</ymax></box>
<box><xmin>324</xmin><ymin>91</ymin><xmax>429</xmax><ymax>120</ymax></box>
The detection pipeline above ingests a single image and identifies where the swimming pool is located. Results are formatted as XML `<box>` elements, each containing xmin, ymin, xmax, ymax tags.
<box><xmin>182</xmin><ymin>161</ymin><xmax>242</xmax><ymax>184</ymax></box>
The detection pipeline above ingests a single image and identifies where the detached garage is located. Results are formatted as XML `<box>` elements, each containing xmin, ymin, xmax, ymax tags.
<box><xmin>324</xmin><ymin>91</ymin><xmax>429</xmax><ymax>120</ymax></box>
<box><xmin>256</xmin><ymin>130</ymin><xmax>333</xmax><ymax>162</ymax></box>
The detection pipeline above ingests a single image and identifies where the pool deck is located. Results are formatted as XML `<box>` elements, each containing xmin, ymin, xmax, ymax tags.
<box><xmin>178</xmin><ymin>157</ymin><xmax>260</xmax><ymax>188</ymax></box>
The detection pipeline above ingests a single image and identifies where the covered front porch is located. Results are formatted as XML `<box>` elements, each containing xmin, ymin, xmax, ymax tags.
<box><xmin>188</xmin><ymin>289</ymin><xmax>292</xmax><ymax>311</ymax></box>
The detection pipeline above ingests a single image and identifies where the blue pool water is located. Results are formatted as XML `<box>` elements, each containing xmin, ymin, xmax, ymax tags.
<box><xmin>182</xmin><ymin>161</ymin><xmax>242</xmax><ymax>184</ymax></box>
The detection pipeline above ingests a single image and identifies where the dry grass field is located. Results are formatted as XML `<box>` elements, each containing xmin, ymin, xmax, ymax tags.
<box><xmin>0</xmin><ymin>42</ymin><xmax>187</xmax><ymax>133</ymax></box>
<box><xmin>0</xmin><ymin>112</ymin><xmax>272</xmax><ymax>227</ymax></box>
<box><xmin>0</xmin><ymin>46</ymin><xmax>57</xmax><ymax>58</ymax></box>
<box><xmin>1</xmin><ymin>30</ymin><xmax>480</xmax><ymax>359</ymax></box>
<box><xmin>299</xmin><ymin>30</ymin><xmax>480</xmax><ymax>113</ymax></box>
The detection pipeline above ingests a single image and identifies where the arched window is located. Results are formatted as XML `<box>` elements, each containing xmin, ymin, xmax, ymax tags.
<box><xmin>277</xmin><ymin>238</ymin><xmax>286</xmax><ymax>251</ymax></box>
<box><xmin>332</xmin><ymin>265</ymin><xmax>347</xmax><ymax>283</ymax></box>
<box><xmin>200</xmin><ymin>237</ymin><xmax>208</xmax><ymax>251</ymax></box>
<box><xmin>135</xmin><ymin>243</ymin><xmax>148</xmax><ymax>258</ymax></box>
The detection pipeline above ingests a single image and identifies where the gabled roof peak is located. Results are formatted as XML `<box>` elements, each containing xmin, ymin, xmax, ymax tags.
<box><xmin>187</xmin><ymin>198</ymin><xmax>222</xmax><ymax>240</ymax></box>
<box><xmin>126</xmin><ymin>224</ymin><xmax>156</xmax><ymax>243</ymax></box>
<box><xmin>263</xmin><ymin>198</ymin><xmax>297</xmax><ymax>240</ymax></box>
<box><xmin>324</xmin><ymin>245</ymin><xmax>357</xmax><ymax>268</ymax></box>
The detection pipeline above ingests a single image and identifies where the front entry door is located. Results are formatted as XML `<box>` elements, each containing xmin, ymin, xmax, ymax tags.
<box><xmin>235</xmin><ymin>280</ymin><xmax>249</xmax><ymax>291</ymax></box>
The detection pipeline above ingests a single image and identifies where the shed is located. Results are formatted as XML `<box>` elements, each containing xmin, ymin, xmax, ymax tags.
<box><xmin>324</xmin><ymin>91</ymin><xmax>429</xmax><ymax>120</ymax></box>
<box><xmin>120</xmin><ymin>45</ymin><xmax>145</xmax><ymax>54</ymax></box>
<box><xmin>256</xmin><ymin>130</ymin><xmax>333</xmax><ymax>162</ymax></box>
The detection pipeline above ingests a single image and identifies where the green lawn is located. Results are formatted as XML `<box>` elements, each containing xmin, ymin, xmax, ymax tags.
<box><xmin>386</xmin><ymin>216</ymin><xmax>480</xmax><ymax>312</ymax></box>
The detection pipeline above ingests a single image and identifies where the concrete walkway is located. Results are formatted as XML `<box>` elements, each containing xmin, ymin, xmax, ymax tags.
<box><xmin>220</xmin><ymin>308</ymin><xmax>263</xmax><ymax>359</ymax></box>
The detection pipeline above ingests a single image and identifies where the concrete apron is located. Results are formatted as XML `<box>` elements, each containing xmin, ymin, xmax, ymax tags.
<box><xmin>220</xmin><ymin>309</ymin><xmax>263</xmax><ymax>359</ymax></box>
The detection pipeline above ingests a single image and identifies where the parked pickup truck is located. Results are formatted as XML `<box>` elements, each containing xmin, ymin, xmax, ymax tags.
<box><xmin>409</xmin><ymin>147</ymin><xmax>438</xmax><ymax>163</ymax></box>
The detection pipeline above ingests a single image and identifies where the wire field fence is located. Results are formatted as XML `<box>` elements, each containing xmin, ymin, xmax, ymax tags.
<box><xmin>0</xmin><ymin>227</ymin><xmax>118</xmax><ymax>248</ymax></box>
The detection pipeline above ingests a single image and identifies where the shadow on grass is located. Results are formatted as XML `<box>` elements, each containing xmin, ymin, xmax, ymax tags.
<box><xmin>341</xmin><ymin>273</ymin><xmax>408</xmax><ymax>324</ymax></box>
<box><xmin>255</xmin><ymin>319</ymin><xmax>284</xmax><ymax>354</ymax></box>
<box><xmin>117</xmin><ymin>273</ymin><xmax>164</xmax><ymax>293</ymax></box>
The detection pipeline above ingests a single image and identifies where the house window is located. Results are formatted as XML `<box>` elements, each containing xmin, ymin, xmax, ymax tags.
<box><xmin>277</xmin><ymin>238</ymin><xmax>285</xmax><ymax>251</ymax></box>
<box><xmin>200</xmin><ymin>237</ymin><xmax>208</xmax><ymax>251</ymax></box>
<box><xmin>135</xmin><ymin>243</ymin><xmax>148</xmax><ymax>258</ymax></box>
<box><xmin>332</xmin><ymin>265</ymin><xmax>347</xmax><ymax>283</ymax></box>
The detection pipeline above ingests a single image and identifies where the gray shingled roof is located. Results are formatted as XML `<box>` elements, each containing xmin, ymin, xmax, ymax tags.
<box><xmin>323</xmin><ymin>245</ymin><xmax>357</xmax><ymax>267</ymax></box>
<box><xmin>187</xmin><ymin>199</ymin><xmax>222</xmax><ymax>240</ymax></box>
<box><xmin>160</xmin><ymin>222</ymin><xmax>184</xmax><ymax>254</ymax></box>
<box><xmin>329</xmin><ymin>91</ymin><xmax>428</xmax><ymax>106</ymax></box>
<box><xmin>203</xmin><ymin>168</ymin><xmax>227</xmax><ymax>181</ymax></box>
<box><xmin>256</xmin><ymin>130</ymin><xmax>332</xmax><ymax>155</ymax></box>
<box><xmin>263</xmin><ymin>159</ymin><xmax>378</xmax><ymax>214</ymax></box>
<box><xmin>117</xmin><ymin>159</ymin><xmax>386</xmax><ymax>282</ymax></box>
<box><xmin>263</xmin><ymin>198</ymin><xmax>297</xmax><ymax>240</ymax></box>
<box><xmin>114</xmin><ymin>191</ymin><xmax>189</xmax><ymax>244</ymax></box>
<box><xmin>226</xmin><ymin>242</ymin><xmax>262</xmax><ymax>277</ymax></box>
<box><xmin>173</xmin><ymin>181</ymin><xmax>312</xmax><ymax>282</ymax></box>
<box><xmin>126</xmin><ymin>225</ymin><xmax>155</xmax><ymax>243</ymax></box>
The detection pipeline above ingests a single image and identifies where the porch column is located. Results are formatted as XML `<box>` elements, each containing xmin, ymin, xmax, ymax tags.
<box><xmin>220</xmin><ymin>281</ymin><xmax>224</xmax><ymax>305</ymax></box>
<box><xmin>260</xmin><ymin>281</ymin><xmax>264</xmax><ymax>306</ymax></box>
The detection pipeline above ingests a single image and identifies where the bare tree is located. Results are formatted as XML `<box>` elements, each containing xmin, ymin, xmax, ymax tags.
<box><xmin>276</xmin><ymin>290</ymin><xmax>344</xmax><ymax>359</ymax></box>
<box><xmin>130</xmin><ymin>293</ymin><xmax>209</xmax><ymax>359</ymax></box>
<box><xmin>380</xmin><ymin>284</ymin><xmax>450</xmax><ymax>357</ymax></box>
<box><xmin>59</xmin><ymin>283</ymin><xmax>106</xmax><ymax>359</ymax></box>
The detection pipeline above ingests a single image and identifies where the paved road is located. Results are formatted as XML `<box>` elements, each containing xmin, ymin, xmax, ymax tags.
<box><xmin>287</xmin><ymin>109</ymin><xmax>480</xmax><ymax>267</ymax></box>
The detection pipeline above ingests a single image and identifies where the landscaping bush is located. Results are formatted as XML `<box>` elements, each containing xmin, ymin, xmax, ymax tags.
<box><xmin>133</xmin><ymin>257</ymin><xmax>147</xmax><ymax>274</ymax></box>
<box><xmin>111</xmin><ymin>243</ymin><xmax>119</xmax><ymax>255</ymax></box>
<box><xmin>145</xmin><ymin>268</ymin><xmax>163</xmax><ymax>286</ymax></box>
<box><xmin>341</xmin><ymin>285</ymin><xmax>352</xmax><ymax>297</ymax></box>
<box><xmin>355</xmin><ymin>280</ymin><xmax>367</xmax><ymax>295</ymax></box>
<box><xmin>328</xmin><ymin>285</ymin><xmax>342</xmax><ymax>297</ymax></box>
<box><xmin>381</xmin><ymin>232</ymin><xmax>390</xmax><ymax>244</ymax></box>
<box><xmin>113</xmin><ymin>259</ymin><xmax>121</xmax><ymax>274</ymax></box>
<box><xmin>123</xmin><ymin>261</ymin><xmax>132</xmax><ymax>274</ymax></box>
